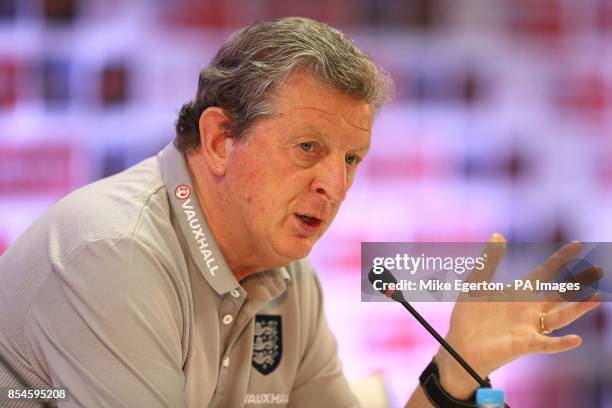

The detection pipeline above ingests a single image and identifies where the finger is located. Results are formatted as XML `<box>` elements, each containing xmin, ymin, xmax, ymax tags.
<box><xmin>526</xmin><ymin>241</ymin><xmax>583</xmax><ymax>283</ymax></box>
<box><xmin>565</xmin><ymin>265</ymin><xmax>603</xmax><ymax>288</ymax></box>
<box><xmin>544</xmin><ymin>293</ymin><xmax>602</xmax><ymax>331</ymax></box>
<box><xmin>535</xmin><ymin>334</ymin><xmax>582</xmax><ymax>354</ymax></box>
<box><xmin>463</xmin><ymin>233</ymin><xmax>506</xmax><ymax>284</ymax></box>
<box><xmin>542</xmin><ymin>266</ymin><xmax>603</xmax><ymax>302</ymax></box>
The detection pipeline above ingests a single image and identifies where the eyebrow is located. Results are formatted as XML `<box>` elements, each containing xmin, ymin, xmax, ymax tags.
<box><xmin>301</xmin><ymin>126</ymin><xmax>370</xmax><ymax>152</ymax></box>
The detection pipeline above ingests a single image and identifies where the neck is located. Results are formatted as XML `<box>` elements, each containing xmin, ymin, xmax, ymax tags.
<box><xmin>185</xmin><ymin>152</ymin><xmax>268</xmax><ymax>281</ymax></box>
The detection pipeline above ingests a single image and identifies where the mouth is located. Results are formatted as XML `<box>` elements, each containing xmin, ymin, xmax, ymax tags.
<box><xmin>294</xmin><ymin>213</ymin><xmax>324</xmax><ymax>232</ymax></box>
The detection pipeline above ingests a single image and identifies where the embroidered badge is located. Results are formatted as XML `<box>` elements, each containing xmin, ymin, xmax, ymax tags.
<box><xmin>175</xmin><ymin>184</ymin><xmax>191</xmax><ymax>200</ymax></box>
<box><xmin>252</xmin><ymin>315</ymin><xmax>282</xmax><ymax>375</ymax></box>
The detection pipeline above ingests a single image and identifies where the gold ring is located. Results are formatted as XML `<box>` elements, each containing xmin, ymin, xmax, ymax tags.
<box><xmin>540</xmin><ymin>312</ymin><xmax>552</xmax><ymax>334</ymax></box>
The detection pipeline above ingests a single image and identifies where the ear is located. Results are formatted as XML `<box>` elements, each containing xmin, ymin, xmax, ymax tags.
<box><xmin>197</xmin><ymin>107</ymin><xmax>233</xmax><ymax>176</ymax></box>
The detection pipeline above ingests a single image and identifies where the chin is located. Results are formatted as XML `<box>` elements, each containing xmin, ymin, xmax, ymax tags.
<box><xmin>275</xmin><ymin>236</ymin><xmax>316</xmax><ymax>262</ymax></box>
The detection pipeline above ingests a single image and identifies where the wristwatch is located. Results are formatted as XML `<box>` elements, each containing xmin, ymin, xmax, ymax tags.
<box><xmin>419</xmin><ymin>359</ymin><xmax>484</xmax><ymax>408</ymax></box>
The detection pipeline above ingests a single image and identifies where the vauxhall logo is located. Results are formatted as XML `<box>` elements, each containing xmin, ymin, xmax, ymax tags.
<box><xmin>181</xmin><ymin>197</ymin><xmax>219</xmax><ymax>276</ymax></box>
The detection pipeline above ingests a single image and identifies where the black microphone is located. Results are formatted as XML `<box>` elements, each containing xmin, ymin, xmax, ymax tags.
<box><xmin>368</xmin><ymin>267</ymin><xmax>496</xmax><ymax>390</ymax></box>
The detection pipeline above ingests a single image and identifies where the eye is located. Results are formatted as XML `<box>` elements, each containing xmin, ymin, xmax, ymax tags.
<box><xmin>345</xmin><ymin>154</ymin><xmax>361</xmax><ymax>166</ymax></box>
<box><xmin>299</xmin><ymin>142</ymin><xmax>316</xmax><ymax>152</ymax></box>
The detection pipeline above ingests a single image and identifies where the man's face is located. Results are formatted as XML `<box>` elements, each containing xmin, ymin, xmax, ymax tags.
<box><xmin>223</xmin><ymin>70</ymin><xmax>373</xmax><ymax>267</ymax></box>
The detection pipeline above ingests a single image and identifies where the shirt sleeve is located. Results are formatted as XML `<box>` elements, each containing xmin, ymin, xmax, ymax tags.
<box><xmin>288</xmin><ymin>260</ymin><xmax>360</xmax><ymax>408</ymax></box>
<box><xmin>24</xmin><ymin>237</ymin><xmax>187</xmax><ymax>408</ymax></box>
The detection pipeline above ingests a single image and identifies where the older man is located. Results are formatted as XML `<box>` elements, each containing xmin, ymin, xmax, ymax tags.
<box><xmin>0</xmin><ymin>17</ymin><xmax>601</xmax><ymax>407</ymax></box>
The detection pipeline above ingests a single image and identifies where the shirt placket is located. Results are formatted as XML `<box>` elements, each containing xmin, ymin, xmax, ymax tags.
<box><xmin>210</xmin><ymin>274</ymin><xmax>286</xmax><ymax>407</ymax></box>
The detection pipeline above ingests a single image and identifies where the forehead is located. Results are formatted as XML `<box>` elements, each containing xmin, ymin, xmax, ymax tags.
<box><xmin>271</xmin><ymin>70</ymin><xmax>374</xmax><ymax>138</ymax></box>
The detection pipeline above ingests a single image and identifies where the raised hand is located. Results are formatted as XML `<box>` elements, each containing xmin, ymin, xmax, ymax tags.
<box><xmin>435</xmin><ymin>234</ymin><xmax>603</xmax><ymax>399</ymax></box>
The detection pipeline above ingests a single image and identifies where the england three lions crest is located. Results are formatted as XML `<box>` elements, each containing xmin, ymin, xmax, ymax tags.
<box><xmin>252</xmin><ymin>315</ymin><xmax>282</xmax><ymax>375</ymax></box>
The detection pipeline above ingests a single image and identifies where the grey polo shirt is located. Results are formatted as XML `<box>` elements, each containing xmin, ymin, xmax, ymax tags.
<box><xmin>0</xmin><ymin>142</ymin><xmax>358</xmax><ymax>407</ymax></box>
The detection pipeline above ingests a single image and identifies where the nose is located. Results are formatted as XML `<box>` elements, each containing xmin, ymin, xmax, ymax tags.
<box><xmin>311</xmin><ymin>157</ymin><xmax>348</xmax><ymax>204</ymax></box>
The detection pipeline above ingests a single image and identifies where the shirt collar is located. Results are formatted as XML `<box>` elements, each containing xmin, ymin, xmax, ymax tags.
<box><xmin>158</xmin><ymin>141</ymin><xmax>290</xmax><ymax>296</ymax></box>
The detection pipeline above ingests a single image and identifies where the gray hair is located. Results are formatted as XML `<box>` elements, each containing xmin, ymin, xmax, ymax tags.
<box><xmin>175</xmin><ymin>17</ymin><xmax>393</xmax><ymax>152</ymax></box>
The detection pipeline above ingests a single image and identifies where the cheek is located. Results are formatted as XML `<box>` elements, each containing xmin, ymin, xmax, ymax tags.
<box><xmin>242</xmin><ymin>186</ymin><xmax>265</xmax><ymax>214</ymax></box>
<box><xmin>240</xmin><ymin>172</ymin><xmax>282</xmax><ymax>216</ymax></box>
<box><xmin>229</xmin><ymin>148</ymin><xmax>303</xmax><ymax>222</ymax></box>
<box><xmin>347</xmin><ymin>168</ymin><xmax>359</xmax><ymax>189</ymax></box>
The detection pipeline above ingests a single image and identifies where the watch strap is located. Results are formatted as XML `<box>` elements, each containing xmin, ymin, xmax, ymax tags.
<box><xmin>419</xmin><ymin>360</ymin><xmax>480</xmax><ymax>408</ymax></box>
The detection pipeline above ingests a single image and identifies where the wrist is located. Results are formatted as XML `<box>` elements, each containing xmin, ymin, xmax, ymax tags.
<box><xmin>433</xmin><ymin>349</ymin><xmax>488</xmax><ymax>400</ymax></box>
